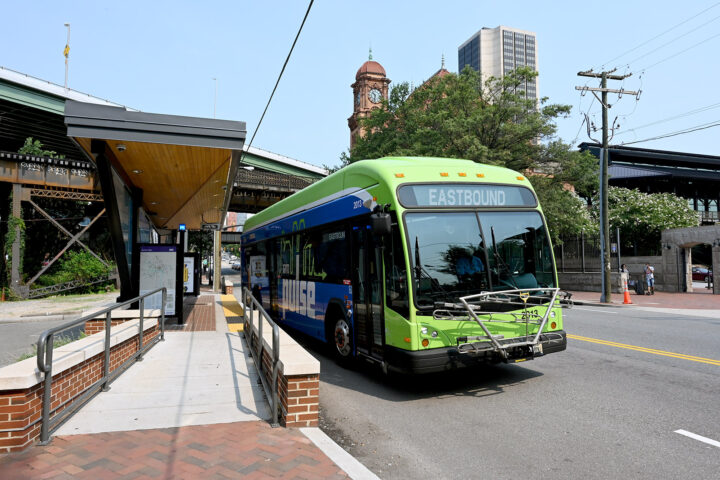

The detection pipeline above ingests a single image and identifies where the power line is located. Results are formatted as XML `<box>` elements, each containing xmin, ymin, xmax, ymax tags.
<box><xmin>638</xmin><ymin>30</ymin><xmax>720</xmax><ymax>72</ymax></box>
<box><xmin>615</xmin><ymin>101</ymin><xmax>720</xmax><ymax>137</ymax></box>
<box><xmin>618</xmin><ymin>119</ymin><xmax>720</xmax><ymax>146</ymax></box>
<box><xmin>600</xmin><ymin>1</ymin><xmax>720</xmax><ymax>69</ymax></box>
<box><xmin>625</xmin><ymin>12</ymin><xmax>720</xmax><ymax>67</ymax></box>
<box><xmin>244</xmin><ymin>0</ymin><xmax>314</xmax><ymax>153</ymax></box>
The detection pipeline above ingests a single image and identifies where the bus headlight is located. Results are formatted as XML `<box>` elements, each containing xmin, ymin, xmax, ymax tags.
<box><xmin>421</xmin><ymin>327</ymin><xmax>428</xmax><ymax>335</ymax></box>
<box><xmin>550</xmin><ymin>311</ymin><xmax>556</xmax><ymax>318</ymax></box>
<box><xmin>431</xmin><ymin>331</ymin><xmax>438</xmax><ymax>338</ymax></box>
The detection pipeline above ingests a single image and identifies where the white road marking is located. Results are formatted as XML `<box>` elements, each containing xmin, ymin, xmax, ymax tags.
<box><xmin>675</xmin><ymin>429</ymin><xmax>720</xmax><ymax>448</ymax></box>
<box><xmin>572</xmin><ymin>307</ymin><xmax>618</xmax><ymax>314</ymax></box>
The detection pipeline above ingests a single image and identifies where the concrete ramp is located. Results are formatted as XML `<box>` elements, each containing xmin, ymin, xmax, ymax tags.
<box><xmin>57</xmin><ymin>295</ymin><xmax>269</xmax><ymax>436</ymax></box>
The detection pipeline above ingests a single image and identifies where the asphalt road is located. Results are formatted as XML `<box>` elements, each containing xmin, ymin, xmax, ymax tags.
<box><xmin>310</xmin><ymin>305</ymin><xmax>720</xmax><ymax>479</ymax></box>
<box><xmin>0</xmin><ymin>318</ymin><xmax>86</xmax><ymax>367</ymax></box>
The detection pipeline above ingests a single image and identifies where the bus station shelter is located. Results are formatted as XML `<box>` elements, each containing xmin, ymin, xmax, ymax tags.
<box><xmin>64</xmin><ymin>100</ymin><xmax>246</xmax><ymax>304</ymax></box>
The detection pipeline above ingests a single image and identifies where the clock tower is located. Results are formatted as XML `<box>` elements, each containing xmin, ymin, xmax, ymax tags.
<box><xmin>348</xmin><ymin>51</ymin><xmax>390</xmax><ymax>150</ymax></box>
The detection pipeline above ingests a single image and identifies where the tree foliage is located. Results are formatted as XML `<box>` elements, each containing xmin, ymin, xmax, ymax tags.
<box><xmin>36</xmin><ymin>250</ymin><xmax>115</xmax><ymax>293</ymax></box>
<box><xmin>344</xmin><ymin>66</ymin><xmax>597</xmax><ymax>240</ymax></box>
<box><xmin>188</xmin><ymin>231</ymin><xmax>213</xmax><ymax>258</ymax></box>
<box><xmin>18</xmin><ymin>137</ymin><xmax>64</xmax><ymax>159</ymax></box>
<box><xmin>596</xmin><ymin>187</ymin><xmax>698</xmax><ymax>248</ymax></box>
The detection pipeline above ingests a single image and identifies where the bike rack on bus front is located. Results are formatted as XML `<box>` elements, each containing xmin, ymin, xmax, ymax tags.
<box><xmin>433</xmin><ymin>287</ymin><xmax>561</xmax><ymax>360</ymax></box>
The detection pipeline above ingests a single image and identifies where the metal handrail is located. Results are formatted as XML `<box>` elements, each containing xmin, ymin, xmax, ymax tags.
<box><xmin>242</xmin><ymin>287</ymin><xmax>280</xmax><ymax>427</ymax></box>
<box><xmin>36</xmin><ymin>287</ymin><xmax>167</xmax><ymax>444</ymax></box>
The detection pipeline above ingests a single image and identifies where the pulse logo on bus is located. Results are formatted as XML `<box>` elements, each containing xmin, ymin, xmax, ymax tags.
<box><xmin>281</xmin><ymin>279</ymin><xmax>316</xmax><ymax>320</ymax></box>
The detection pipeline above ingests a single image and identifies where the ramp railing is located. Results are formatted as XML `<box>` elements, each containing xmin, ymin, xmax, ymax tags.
<box><xmin>242</xmin><ymin>287</ymin><xmax>280</xmax><ymax>427</ymax></box>
<box><xmin>36</xmin><ymin>287</ymin><xmax>166</xmax><ymax>444</ymax></box>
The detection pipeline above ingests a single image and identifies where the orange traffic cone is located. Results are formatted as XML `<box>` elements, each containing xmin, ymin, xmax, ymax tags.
<box><xmin>623</xmin><ymin>281</ymin><xmax>632</xmax><ymax>304</ymax></box>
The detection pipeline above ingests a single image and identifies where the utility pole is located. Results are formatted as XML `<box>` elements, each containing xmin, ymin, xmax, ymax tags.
<box><xmin>575</xmin><ymin>69</ymin><xmax>639</xmax><ymax>303</ymax></box>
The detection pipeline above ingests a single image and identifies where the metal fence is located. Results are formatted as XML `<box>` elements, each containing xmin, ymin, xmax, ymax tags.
<box><xmin>242</xmin><ymin>287</ymin><xmax>280</xmax><ymax>427</ymax></box>
<box><xmin>36</xmin><ymin>287</ymin><xmax>166</xmax><ymax>444</ymax></box>
<box><xmin>553</xmin><ymin>230</ymin><xmax>659</xmax><ymax>272</ymax></box>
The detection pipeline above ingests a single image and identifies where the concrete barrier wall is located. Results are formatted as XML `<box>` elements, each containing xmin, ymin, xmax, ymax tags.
<box><xmin>558</xmin><ymin>255</ymin><xmax>663</xmax><ymax>292</ymax></box>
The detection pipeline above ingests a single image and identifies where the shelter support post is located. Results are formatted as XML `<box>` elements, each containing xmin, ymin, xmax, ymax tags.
<box><xmin>91</xmin><ymin>140</ymin><xmax>134</xmax><ymax>301</ymax></box>
<box><xmin>213</xmin><ymin>229</ymin><xmax>221</xmax><ymax>292</ymax></box>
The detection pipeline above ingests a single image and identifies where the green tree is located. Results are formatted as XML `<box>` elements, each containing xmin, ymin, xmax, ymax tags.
<box><xmin>596</xmin><ymin>187</ymin><xmax>698</xmax><ymax>252</ymax></box>
<box><xmin>37</xmin><ymin>250</ymin><xmax>115</xmax><ymax>293</ymax></box>
<box><xmin>188</xmin><ymin>231</ymin><xmax>213</xmax><ymax>258</ymax></box>
<box><xmin>344</xmin><ymin>66</ymin><xmax>597</xmax><ymax>240</ymax></box>
<box><xmin>529</xmin><ymin>175</ymin><xmax>595</xmax><ymax>245</ymax></box>
<box><xmin>18</xmin><ymin>137</ymin><xmax>64</xmax><ymax>159</ymax></box>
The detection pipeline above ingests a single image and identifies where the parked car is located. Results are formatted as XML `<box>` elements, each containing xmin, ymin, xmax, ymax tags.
<box><xmin>232</xmin><ymin>261</ymin><xmax>242</xmax><ymax>270</ymax></box>
<box><xmin>691</xmin><ymin>266</ymin><xmax>712</xmax><ymax>282</ymax></box>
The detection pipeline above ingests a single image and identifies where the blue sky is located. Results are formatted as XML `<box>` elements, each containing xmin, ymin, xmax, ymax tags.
<box><xmin>3</xmin><ymin>1</ymin><xmax>719</xmax><ymax>167</ymax></box>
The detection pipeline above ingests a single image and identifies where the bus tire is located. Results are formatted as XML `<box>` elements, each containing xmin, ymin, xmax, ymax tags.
<box><xmin>330</xmin><ymin>316</ymin><xmax>353</xmax><ymax>364</ymax></box>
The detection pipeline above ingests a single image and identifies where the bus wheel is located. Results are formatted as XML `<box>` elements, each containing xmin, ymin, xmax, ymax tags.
<box><xmin>333</xmin><ymin>318</ymin><xmax>353</xmax><ymax>360</ymax></box>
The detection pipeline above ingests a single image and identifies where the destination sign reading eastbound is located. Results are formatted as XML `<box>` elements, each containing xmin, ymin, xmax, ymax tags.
<box><xmin>398</xmin><ymin>184</ymin><xmax>536</xmax><ymax>208</ymax></box>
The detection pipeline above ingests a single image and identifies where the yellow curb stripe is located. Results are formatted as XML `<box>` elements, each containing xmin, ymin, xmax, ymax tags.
<box><xmin>227</xmin><ymin>323</ymin><xmax>244</xmax><ymax>333</ymax></box>
<box><xmin>220</xmin><ymin>294</ymin><xmax>244</xmax><ymax>317</ymax></box>
<box><xmin>567</xmin><ymin>334</ymin><xmax>720</xmax><ymax>366</ymax></box>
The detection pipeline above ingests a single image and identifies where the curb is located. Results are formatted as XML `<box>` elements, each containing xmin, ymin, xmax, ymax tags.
<box><xmin>300</xmin><ymin>427</ymin><xmax>380</xmax><ymax>480</ymax></box>
<box><xmin>0</xmin><ymin>313</ymin><xmax>80</xmax><ymax>324</ymax></box>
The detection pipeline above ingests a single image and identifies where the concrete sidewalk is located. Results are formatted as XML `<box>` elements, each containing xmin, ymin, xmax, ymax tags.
<box><xmin>0</xmin><ymin>292</ymin><xmax>379</xmax><ymax>480</ymax></box>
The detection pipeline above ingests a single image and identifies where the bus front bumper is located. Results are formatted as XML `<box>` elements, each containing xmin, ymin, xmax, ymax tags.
<box><xmin>384</xmin><ymin>330</ymin><xmax>567</xmax><ymax>374</ymax></box>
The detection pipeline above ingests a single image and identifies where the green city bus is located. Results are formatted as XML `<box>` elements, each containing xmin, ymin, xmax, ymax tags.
<box><xmin>240</xmin><ymin>157</ymin><xmax>566</xmax><ymax>374</ymax></box>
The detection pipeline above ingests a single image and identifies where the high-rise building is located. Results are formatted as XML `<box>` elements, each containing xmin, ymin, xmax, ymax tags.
<box><xmin>458</xmin><ymin>26</ymin><xmax>538</xmax><ymax>101</ymax></box>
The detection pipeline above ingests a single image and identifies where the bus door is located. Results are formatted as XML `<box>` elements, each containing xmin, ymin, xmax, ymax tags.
<box><xmin>351</xmin><ymin>222</ymin><xmax>385</xmax><ymax>360</ymax></box>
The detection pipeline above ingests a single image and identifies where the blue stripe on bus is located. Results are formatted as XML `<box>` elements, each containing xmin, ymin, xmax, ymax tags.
<box><xmin>242</xmin><ymin>192</ymin><xmax>372</xmax><ymax>243</ymax></box>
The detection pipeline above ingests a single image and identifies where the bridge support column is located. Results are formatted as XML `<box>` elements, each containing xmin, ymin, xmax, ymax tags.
<box><xmin>10</xmin><ymin>184</ymin><xmax>28</xmax><ymax>298</ymax></box>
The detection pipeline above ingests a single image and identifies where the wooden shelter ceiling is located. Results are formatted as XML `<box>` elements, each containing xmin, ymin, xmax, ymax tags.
<box><xmin>75</xmin><ymin>137</ymin><xmax>232</xmax><ymax>230</ymax></box>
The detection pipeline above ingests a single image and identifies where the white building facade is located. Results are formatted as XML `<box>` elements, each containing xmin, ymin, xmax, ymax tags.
<box><xmin>458</xmin><ymin>26</ymin><xmax>538</xmax><ymax>102</ymax></box>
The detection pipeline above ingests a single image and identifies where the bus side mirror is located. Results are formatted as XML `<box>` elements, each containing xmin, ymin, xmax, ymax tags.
<box><xmin>370</xmin><ymin>212</ymin><xmax>392</xmax><ymax>236</ymax></box>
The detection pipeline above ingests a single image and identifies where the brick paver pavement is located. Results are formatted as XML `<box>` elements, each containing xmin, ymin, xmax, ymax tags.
<box><xmin>568</xmin><ymin>289</ymin><xmax>720</xmax><ymax>310</ymax></box>
<box><xmin>165</xmin><ymin>295</ymin><xmax>216</xmax><ymax>332</ymax></box>
<box><xmin>0</xmin><ymin>421</ymin><xmax>350</xmax><ymax>480</ymax></box>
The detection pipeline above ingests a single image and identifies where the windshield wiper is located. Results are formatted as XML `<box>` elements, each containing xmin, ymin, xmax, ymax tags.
<box><xmin>490</xmin><ymin>226</ymin><xmax>519</xmax><ymax>289</ymax></box>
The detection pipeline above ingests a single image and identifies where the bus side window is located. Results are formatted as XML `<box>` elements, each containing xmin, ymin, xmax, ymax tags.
<box><xmin>385</xmin><ymin>220</ymin><xmax>409</xmax><ymax>318</ymax></box>
<box><xmin>304</xmin><ymin>227</ymin><xmax>348</xmax><ymax>283</ymax></box>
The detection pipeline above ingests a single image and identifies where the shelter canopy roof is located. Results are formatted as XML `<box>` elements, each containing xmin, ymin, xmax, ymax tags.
<box><xmin>65</xmin><ymin>100</ymin><xmax>246</xmax><ymax>231</ymax></box>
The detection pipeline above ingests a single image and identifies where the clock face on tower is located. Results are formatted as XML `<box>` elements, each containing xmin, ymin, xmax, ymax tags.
<box><xmin>368</xmin><ymin>88</ymin><xmax>382</xmax><ymax>104</ymax></box>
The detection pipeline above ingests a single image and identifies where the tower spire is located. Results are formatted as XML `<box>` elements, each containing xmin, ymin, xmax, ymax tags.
<box><xmin>369</xmin><ymin>47</ymin><xmax>373</xmax><ymax>61</ymax></box>
<box><xmin>441</xmin><ymin>54</ymin><xmax>445</xmax><ymax>70</ymax></box>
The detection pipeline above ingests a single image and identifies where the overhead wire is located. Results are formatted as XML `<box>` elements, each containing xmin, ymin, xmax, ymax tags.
<box><xmin>637</xmin><ymin>30</ymin><xmax>720</xmax><ymax>72</ymax></box>
<box><xmin>599</xmin><ymin>1</ymin><xmax>720</xmax><ymax>69</ymax></box>
<box><xmin>624</xmin><ymin>12</ymin><xmax>720</xmax><ymax>67</ymax></box>
<box><xmin>614</xmin><ymin>101</ymin><xmax>720</xmax><ymax>137</ymax></box>
<box><xmin>244</xmin><ymin>0</ymin><xmax>314</xmax><ymax>153</ymax></box>
<box><xmin>617</xmin><ymin>119</ymin><xmax>720</xmax><ymax>146</ymax></box>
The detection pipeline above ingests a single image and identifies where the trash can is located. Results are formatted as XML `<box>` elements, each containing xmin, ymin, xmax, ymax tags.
<box><xmin>634</xmin><ymin>274</ymin><xmax>645</xmax><ymax>295</ymax></box>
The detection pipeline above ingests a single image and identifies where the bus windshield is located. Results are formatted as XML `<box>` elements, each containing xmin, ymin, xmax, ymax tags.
<box><xmin>405</xmin><ymin>211</ymin><xmax>555</xmax><ymax>308</ymax></box>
